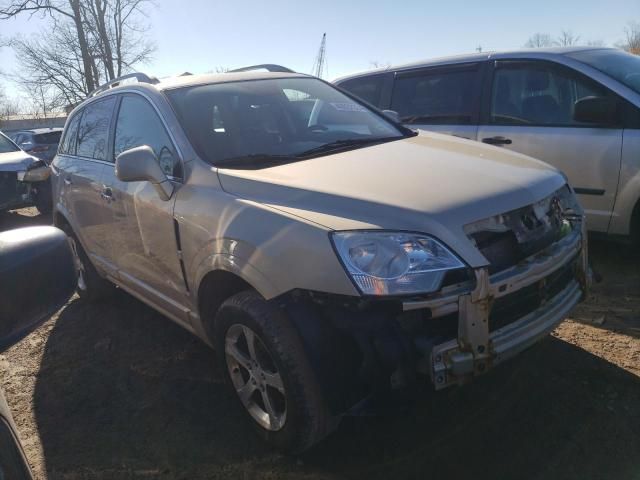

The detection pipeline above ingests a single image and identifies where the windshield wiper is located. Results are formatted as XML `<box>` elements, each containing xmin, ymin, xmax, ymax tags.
<box><xmin>215</xmin><ymin>153</ymin><xmax>296</xmax><ymax>169</ymax></box>
<box><xmin>297</xmin><ymin>137</ymin><xmax>399</xmax><ymax>158</ymax></box>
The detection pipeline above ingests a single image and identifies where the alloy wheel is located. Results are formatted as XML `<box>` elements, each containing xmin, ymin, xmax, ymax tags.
<box><xmin>67</xmin><ymin>236</ymin><xmax>87</xmax><ymax>292</ymax></box>
<box><xmin>225</xmin><ymin>324</ymin><xmax>287</xmax><ymax>431</ymax></box>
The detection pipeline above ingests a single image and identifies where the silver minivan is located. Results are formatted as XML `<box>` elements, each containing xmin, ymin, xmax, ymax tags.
<box><xmin>335</xmin><ymin>47</ymin><xmax>640</xmax><ymax>239</ymax></box>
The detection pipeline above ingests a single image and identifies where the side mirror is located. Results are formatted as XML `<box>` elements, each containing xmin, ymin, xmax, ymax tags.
<box><xmin>382</xmin><ymin>109</ymin><xmax>401</xmax><ymax>123</ymax></box>
<box><xmin>0</xmin><ymin>227</ymin><xmax>76</xmax><ymax>350</ymax></box>
<box><xmin>573</xmin><ymin>96</ymin><xmax>617</xmax><ymax>125</ymax></box>
<box><xmin>115</xmin><ymin>145</ymin><xmax>174</xmax><ymax>201</ymax></box>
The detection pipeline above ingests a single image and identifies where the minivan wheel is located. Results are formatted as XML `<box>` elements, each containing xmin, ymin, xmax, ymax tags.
<box><xmin>215</xmin><ymin>290</ymin><xmax>336</xmax><ymax>453</ymax></box>
<box><xmin>63</xmin><ymin>227</ymin><xmax>115</xmax><ymax>301</ymax></box>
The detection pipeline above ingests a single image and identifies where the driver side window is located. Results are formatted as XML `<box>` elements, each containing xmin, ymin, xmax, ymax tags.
<box><xmin>490</xmin><ymin>62</ymin><xmax>610</xmax><ymax>126</ymax></box>
<box><xmin>114</xmin><ymin>95</ymin><xmax>182</xmax><ymax>178</ymax></box>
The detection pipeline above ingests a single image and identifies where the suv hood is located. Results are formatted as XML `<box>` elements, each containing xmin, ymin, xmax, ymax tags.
<box><xmin>217</xmin><ymin>131</ymin><xmax>566</xmax><ymax>267</ymax></box>
<box><xmin>0</xmin><ymin>151</ymin><xmax>39</xmax><ymax>172</ymax></box>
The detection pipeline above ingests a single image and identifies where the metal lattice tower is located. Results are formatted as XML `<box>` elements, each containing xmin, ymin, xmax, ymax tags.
<box><xmin>311</xmin><ymin>33</ymin><xmax>327</xmax><ymax>79</ymax></box>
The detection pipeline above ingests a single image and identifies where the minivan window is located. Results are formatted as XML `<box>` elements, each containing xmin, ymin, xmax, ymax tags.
<box><xmin>76</xmin><ymin>97</ymin><xmax>116</xmax><ymax>161</ymax></box>
<box><xmin>391</xmin><ymin>67</ymin><xmax>479</xmax><ymax>124</ymax></box>
<box><xmin>166</xmin><ymin>77</ymin><xmax>406</xmax><ymax>169</ymax></box>
<box><xmin>59</xmin><ymin>114</ymin><xmax>81</xmax><ymax>155</ymax></box>
<box><xmin>0</xmin><ymin>133</ymin><xmax>19</xmax><ymax>153</ymax></box>
<box><xmin>568</xmin><ymin>49</ymin><xmax>640</xmax><ymax>96</ymax></box>
<box><xmin>490</xmin><ymin>62</ymin><xmax>609</xmax><ymax>126</ymax></box>
<box><xmin>114</xmin><ymin>95</ymin><xmax>181</xmax><ymax>177</ymax></box>
<box><xmin>339</xmin><ymin>75</ymin><xmax>386</xmax><ymax>106</ymax></box>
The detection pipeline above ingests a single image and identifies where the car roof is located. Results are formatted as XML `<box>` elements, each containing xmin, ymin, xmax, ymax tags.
<box><xmin>155</xmin><ymin>71</ymin><xmax>311</xmax><ymax>91</ymax></box>
<box><xmin>334</xmin><ymin>47</ymin><xmax>614</xmax><ymax>82</ymax></box>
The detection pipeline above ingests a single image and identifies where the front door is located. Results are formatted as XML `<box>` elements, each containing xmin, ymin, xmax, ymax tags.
<box><xmin>102</xmin><ymin>94</ymin><xmax>188</xmax><ymax>323</ymax></box>
<box><xmin>477</xmin><ymin>60</ymin><xmax>623</xmax><ymax>232</ymax></box>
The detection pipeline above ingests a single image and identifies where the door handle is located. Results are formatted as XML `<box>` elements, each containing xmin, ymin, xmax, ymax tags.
<box><xmin>482</xmin><ymin>136</ymin><xmax>512</xmax><ymax>146</ymax></box>
<box><xmin>100</xmin><ymin>186</ymin><xmax>114</xmax><ymax>201</ymax></box>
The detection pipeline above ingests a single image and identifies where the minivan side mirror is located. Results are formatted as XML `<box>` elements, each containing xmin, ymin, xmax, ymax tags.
<box><xmin>115</xmin><ymin>145</ymin><xmax>174</xmax><ymax>201</ymax></box>
<box><xmin>382</xmin><ymin>109</ymin><xmax>401</xmax><ymax>123</ymax></box>
<box><xmin>573</xmin><ymin>96</ymin><xmax>618</xmax><ymax>125</ymax></box>
<box><xmin>0</xmin><ymin>226</ymin><xmax>76</xmax><ymax>350</ymax></box>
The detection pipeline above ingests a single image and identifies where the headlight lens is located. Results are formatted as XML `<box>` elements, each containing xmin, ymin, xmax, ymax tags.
<box><xmin>332</xmin><ymin>231</ymin><xmax>465</xmax><ymax>295</ymax></box>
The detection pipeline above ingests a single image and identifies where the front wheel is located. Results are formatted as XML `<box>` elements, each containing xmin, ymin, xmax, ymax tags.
<box><xmin>215</xmin><ymin>290</ymin><xmax>336</xmax><ymax>453</ymax></box>
<box><xmin>33</xmin><ymin>180</ymin><xmax>52</xmax><ymax>215</ymax></box>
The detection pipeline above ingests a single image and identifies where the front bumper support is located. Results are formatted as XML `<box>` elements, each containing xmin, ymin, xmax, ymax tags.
<box><xmin>409</xmin><ymin>222</ymin><xmax>590</xmax><ymax>390</ymax></box>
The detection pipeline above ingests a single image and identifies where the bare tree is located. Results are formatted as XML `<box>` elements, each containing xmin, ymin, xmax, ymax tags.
<box><xmin>0</xmin><ymin>1</ymin><xmax>98</xmax><ymax>92</ymax></box>
<box><xmin>620</xmin><ymin>21</ymin><xmax>640</xmax><ymax>54</ymax></box>
<box><xmin>554</xmin><ymin>30</ymin><xmax>580</xmax><ymax>46</ymax></box>
<box><xmin>0</xmin><ymin>0</ymin><xmax>155</xmax><ymax>111</ymax></box>
<box><xmin>0</xmin><ymin>85</ymin><xmax>21</xmax><ymax>122</ymax></box>
<box><xmin>525</xmin><ymin>33</ymin><xmax>553</xmax><ymax>48</ymax></box>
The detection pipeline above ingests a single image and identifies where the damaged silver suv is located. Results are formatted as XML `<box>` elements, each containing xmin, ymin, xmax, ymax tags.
<box><xmin>51</xmin><ymin>66</ymin><xmax>590</xmax><ymax>452</ymax></box>
<box><xmin>0</xmin><ymin>131</ymin><xmax>52</xmax><ymax>214</ymax></box>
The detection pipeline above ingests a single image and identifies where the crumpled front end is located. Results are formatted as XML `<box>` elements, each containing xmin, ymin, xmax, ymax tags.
<box><xmin>278</xmin><ymin>185</ymin><xmax>589</xmax><ymax>415</ymax></box>
<box><xmin>0</xmin><ymin>158</ymin><xmax>50</xmax><ymax>212</ymax></box>
<box><xmin>413</xmin><ymin>185</ymin><xmax>590</xmax><ymax>389</ymax></box>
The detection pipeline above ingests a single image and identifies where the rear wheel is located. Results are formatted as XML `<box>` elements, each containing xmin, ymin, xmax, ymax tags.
<box><xmin>215</xmin><ymin>290</ymin><xmax>336</xmax><ymax>453</ymax></box>
<box><xmin>63</xmin><ymin>226</ymin><xmax>115</xmax><ymax>301</ymax></box>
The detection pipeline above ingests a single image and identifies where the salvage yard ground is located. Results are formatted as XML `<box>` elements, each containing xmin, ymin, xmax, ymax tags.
<box><xmin>1</xmin><ymin>208</ymin><xmax>639</xmax><ymax>480</ymax></box>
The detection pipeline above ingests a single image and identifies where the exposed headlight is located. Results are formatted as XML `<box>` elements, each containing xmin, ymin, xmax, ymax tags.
<box><xmin>19</xmin><ymin>163</ymin><xmax>50</xmax><ymax>182</ymax></box>
<box><xmin>331</xmin><ymin>231</ymin><xmax>465</xmax><ymax>296</ymax></box>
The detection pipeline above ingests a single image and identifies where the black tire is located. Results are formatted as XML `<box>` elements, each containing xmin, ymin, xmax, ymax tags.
<box><xmin>34</xmin><ymin>180</ymin><xmax>53</xmax><ymax>215</ymax></box>
<box><xmin>62</xmin><ymin>225</ymin><xmax>115</xmax><ymax>301</ymax></box>
<box><xmin>214</xmin><ymin>290</ymin><xmax>336</xmax><ymax>453</ymax></box>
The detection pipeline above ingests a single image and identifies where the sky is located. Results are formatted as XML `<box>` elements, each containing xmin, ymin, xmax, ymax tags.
<box><xmin>0</xmin><ymin>0</ymin><xmax>639</xmax><ymax>102</ymax></box>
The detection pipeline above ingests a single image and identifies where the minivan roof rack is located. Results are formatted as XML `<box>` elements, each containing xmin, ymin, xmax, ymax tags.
<box><xmin>228</xmin><ymin>64</ymin><xmax>296</xmax><ymax>73</ymax></box>
<box><xmin>87</xmin><ymin>72</ymin><xmax>160</xmax><ymax>98</ymax></box>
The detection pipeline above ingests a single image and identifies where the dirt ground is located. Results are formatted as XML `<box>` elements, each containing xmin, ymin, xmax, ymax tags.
<box><xmin>1</xmin><ymin>208</ymin><xmax>639</xmax><ymax>480</ymax></box>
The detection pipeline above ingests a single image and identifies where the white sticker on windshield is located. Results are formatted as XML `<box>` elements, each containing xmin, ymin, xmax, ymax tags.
<box><xmin>330</xmin><ymin>102</ymin><xmax>368</xmax><ymax>112</ymax></box>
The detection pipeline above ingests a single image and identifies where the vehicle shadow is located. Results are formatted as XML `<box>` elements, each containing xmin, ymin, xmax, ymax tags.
<box><xmin>33</xmin><ymin>291</ymin><xmax>640</xmax><ymax>479</ymax></box>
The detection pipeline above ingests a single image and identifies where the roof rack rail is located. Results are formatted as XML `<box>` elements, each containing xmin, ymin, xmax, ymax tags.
<box><xmin>228</xmin><ymin>64</ymin><xmax>296</xmax><ymax>73</ymax></box>
<box><xmin>87</xmin><ymin>72</ymin><xmax>159</xmax><ymax>98</ymax></box>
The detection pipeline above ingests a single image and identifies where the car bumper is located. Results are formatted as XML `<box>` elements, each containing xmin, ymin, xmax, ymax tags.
<box><xmin>404</xmin><ymin>221</ymin><xmax>589</xmax><ymax>390</ymax></box>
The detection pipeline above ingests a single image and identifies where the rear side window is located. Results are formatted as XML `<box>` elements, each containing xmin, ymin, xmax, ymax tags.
<box><xmin>59</xmin><ymin>115</ymin><xmax>81</xmax><ymax>155</ymax></box>
<box><xmin>391</xmin><ymin>66</ymin><xmax>480</xmax><ymax>124</ymax></box>
<box><xmin>339</xmin><ymin>75</ymin><xmax>386</xmax><ymax>107</ymax></box>
<box><xmin>114</xmin><ymin>95</ymin><xmax>181</xmax><ymax>178</ymax></box>
<box><xmin>34</xmin><ymin>131</ymin><xmax>62</xmax><ymax>144</ymax></box>
<box><xmin>77</xmin><ymin>97</ymin><xmax>116</xmax><ymax>161</ymax></box>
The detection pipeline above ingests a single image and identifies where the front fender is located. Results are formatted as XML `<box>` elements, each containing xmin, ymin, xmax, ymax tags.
<box><xmin>193</xmin><ymin>251</ymin><xmax>279</xmax><ymax>302</ymax></box>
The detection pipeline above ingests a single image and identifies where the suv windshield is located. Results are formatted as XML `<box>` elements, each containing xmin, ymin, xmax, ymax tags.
<box><xmin>0</xmin><ymin>134</ymin><xmax>19</xmax><ymax>154</ymax></box>
<box><xmin>166</xmin><ymin>77</ymin><xmax>407</xmax><ymax>168</ymax></box>
<box><xmin>568</xmin><ymin>49</ymin><xmax>640</xmax><ymax>95</ymax></box>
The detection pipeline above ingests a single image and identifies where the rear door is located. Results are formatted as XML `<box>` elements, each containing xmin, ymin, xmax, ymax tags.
<box><xmin>477</xmin><ymin>60</ymin><xmax>623</xmax><ymax>232</ymax></box>
<box><xmin>337</xmin><ymin>73</ymin><xmax>392</xmax><ymax>109</ymax></box>
<box><xmin>101</xmin><ymin>93</ymin><xmax>188</xmax><ymax>323</ymax></box>
<box><xmin>389</xmin><ymin>63</ymin><xmax>484</xmax><ymax>139</ymax></box>
<box><xmin>56</xmin><ymin>98</ymin><xmax>117</xmax><ymax>272</ymax></box>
